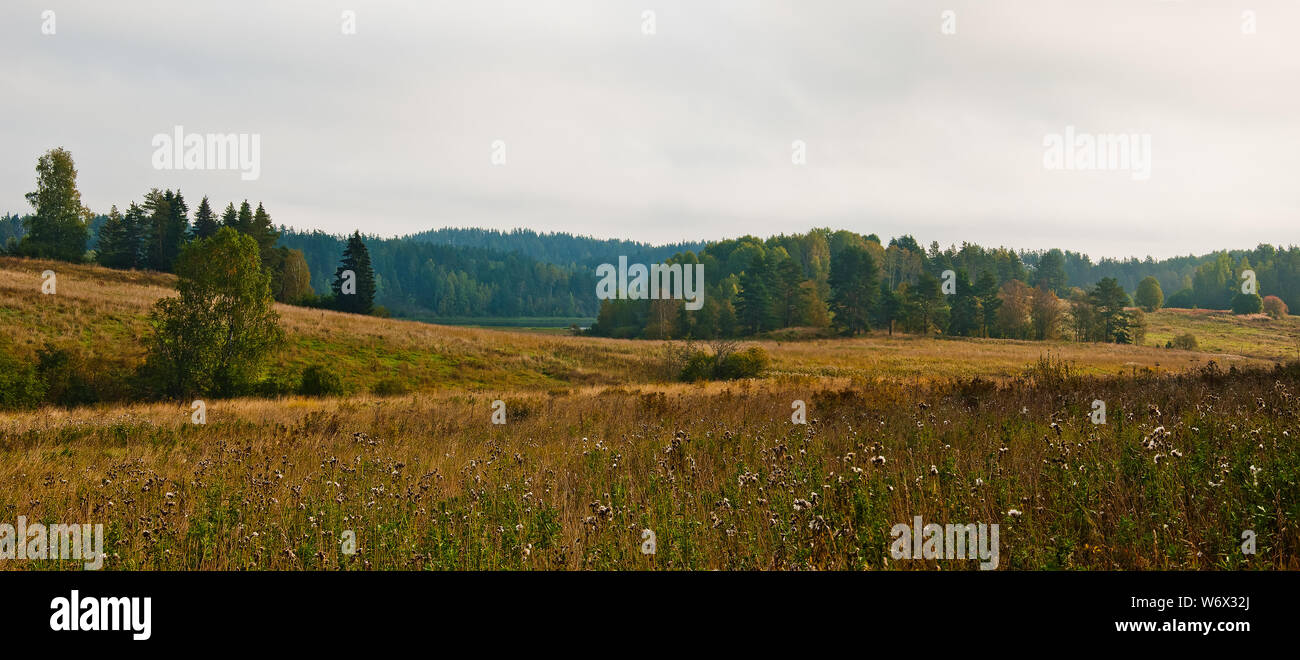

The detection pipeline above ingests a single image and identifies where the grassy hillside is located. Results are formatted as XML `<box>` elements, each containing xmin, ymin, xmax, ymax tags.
<box><xmin>2</xmin><ymin>256</ymin><xmax>1294</xmax><ymax>398</ymax></box>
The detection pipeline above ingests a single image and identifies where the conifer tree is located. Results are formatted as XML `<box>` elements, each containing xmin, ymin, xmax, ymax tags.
<box><xmin>191</xmin><ymin>196</ymin><xmax>220</xmax><ymax>240</ymax></box>
<box><xmin>331</xmin><ymin>231</ymin><xmax>375</xmax><ymax>314</ymax></box>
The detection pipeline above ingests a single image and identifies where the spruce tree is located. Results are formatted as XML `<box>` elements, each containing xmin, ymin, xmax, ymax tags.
<box><xmin>142</xmin><ymin>189</ymin><xmax>171</xmax><ymax>271</ymax></box>
<box><xmin>250</xmin><ymin>202</ymin><xmax>280</xmax><ymax>265</ymax></box>
<box><xmin>96</xmin><ymin>205</ymin><xmax>133</xmax><ymax>268</ymax></box>
<box><xmin>331</xmin><ymin>231</ymin><xmax>375</xmax><ymax>314</ymax></box>
<box><xmin>220</xmin><ymin>202</ymin><xmax>238</xmax><ymax>229</ymax></box>
<box><xmin>192</xmin><ymin>196</ymin><xmax>220</xmax><ymax>240</ymax></box>
<box><xmin>235</xmin><ymin>201</ymin><xmax>254</xmax><ymax>235</ymax></box>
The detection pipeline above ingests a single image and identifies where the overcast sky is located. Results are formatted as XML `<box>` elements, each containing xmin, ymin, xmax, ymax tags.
<box><xmin>3</xmin><ymin>1</ymin><xmax>1297</xmax><ymax>259</ymax></box>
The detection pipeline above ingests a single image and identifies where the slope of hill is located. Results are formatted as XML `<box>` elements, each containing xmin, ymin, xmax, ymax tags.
<box><xmin>1</xmin><ymin>256</ymin><xmax>1292</xmax><ymax>404</ymax></box>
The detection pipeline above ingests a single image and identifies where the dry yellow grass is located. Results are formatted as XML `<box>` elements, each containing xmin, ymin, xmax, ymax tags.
<box><xmin>1</xmin><ymin>256</ymin><xmax>1283</xmax><ymax>397</ymax></box>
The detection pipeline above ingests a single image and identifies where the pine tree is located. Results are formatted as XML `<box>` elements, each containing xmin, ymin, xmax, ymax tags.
<box><xmin>772</xmin><ymin>258</ymin><xmax>807</xmax><ymax>327</ymax></box>
<box><xmin>141</xmin><ymin>189</ymin><xmax>171</xmax><ymax>271</ymax></box>
<box><xmin>191</xmin><ymin>196</ymin><xmax>220</xmax><ymax>240</ymax></box>
<box><xmin>94</xmin><ymin>205</ymin><xmax>139</xmax><ymax>268</ymax></box>
<box><xmin>1089</xmin><ymin>277</ymin><xmax>1131</xmax><ymax>342</ymax></box>
<box><xmin>235</xmin><ymin>200</ymin><xmax>254</xmax><ymax>235</ymax></box>
<box><xmin>828</xmin><ymin>245</ymin><xmax>879</xmax><ymax>336</ymax></box>
<box><xmin>910</xmin><ymin>272</ymin><xmax>945</xmax><ymax>334</ymax></box>
<box><xmin>96</xmin><ymin>205</ymin><xmax>133</xmax><ymax>268</ymax></box>
<box><xmin>250</xmin><ymin>202</ymin><xmax>280</xmax><ymax>266</ymax></box>
<box><xmin>167</xmin><ymin>190</ymin><xmax>189</xmax><ymax>262</ymax></box>
<box><xmin>735</xmin><ymin>255</ymin><xmax>776</xmax><ymax>335</ymax></box>
<box><xmin>947</xmin><ymin>270</ymin><xmax>979</xmax><ymax>336</ymax></box>
<box><xmin>220</xmin><ymin>203</ymin><xmax>238</xmax><ymax>229</ymax></box>
<box><xmin>331</xmin><ymin>231</ymin><xmax>375</xmax><ymax>314</ymax></box>
<box><xmin>974</xmin><ymin>270</ymin><xmax>1002</xmax><ymax>337</ymax></box>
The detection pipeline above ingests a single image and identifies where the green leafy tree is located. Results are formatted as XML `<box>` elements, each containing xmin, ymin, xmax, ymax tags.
<box><xmin>331</xmin><ymin>231</ymin><xmax>376</xmax><ymax>315</ymax></box>
<box><xmin>828</xmin><ymin>245</ymin><xmax>879</xmax><ymax>335</ymax></box>
<box><xmin>141</xmin><ymin>227</ymin><xmax>284</xmax><ymax>398</ymax></box>
<box><xmin>271</xmin><ymin>248</ymin><xmax>315</xmax><ymax>303</ymax></box>
<box><xmin>20</xmin><ymin>147</ymin><xmax>91</xmax><ymax>261</ymax></box>
<box><xmin>1134</xmin><ymin>276</ymin><xmax>1164</xmax><ymax>312</ymax></box>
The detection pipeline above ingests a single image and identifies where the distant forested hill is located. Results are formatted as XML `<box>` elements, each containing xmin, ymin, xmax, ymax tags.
<box><xmin>278</xmin><ymin>229</ymin><xmax>603</xmax><ymax>319</ymax></box>
<box><xmin>403</xmin><ymin>227</ymin><xmax>706</xmax><ymax>268</ymax></box>
<box><xmin>275</xmin><ymin>225</ymin><xmax>1300</xmax><ymax>327</ymax></box>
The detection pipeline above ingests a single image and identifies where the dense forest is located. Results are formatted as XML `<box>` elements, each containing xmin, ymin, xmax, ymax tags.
<box><xmin>587</xmin><ymin>231</ymin><xmax>1294</xmax><ymax>341</ymax></box>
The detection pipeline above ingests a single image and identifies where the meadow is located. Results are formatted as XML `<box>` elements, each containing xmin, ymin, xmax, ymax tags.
<box><xmin>1</xmin><ymin>256</ymin><xmax>1297</xmax><ymax>570</ymax></box>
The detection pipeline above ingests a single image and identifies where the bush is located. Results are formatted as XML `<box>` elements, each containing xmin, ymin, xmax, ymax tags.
<box><xmin>35</xmin><ymin>344</ymin><xmax>97</xmax><ymax>407</ymax></box>
<box><xmin>679</xmin><ymin>351</ymin><xmax>715</xmax><ymax>382</ymax></box>
<box><xmin>370</xmin><ymin>378</ymin><xmax>410</xmax><ymax>396</ymax></box>
<box><xmin>672</xmin><ymin>342</ymin><xmax>770</xmax><ymax>381</ymax></box>
<box><xmin>252</xmin><ymin>374</ymin><xmax>298</xmax><ymax>398</ymax></box>
<box><xmin>1165</xmin><ymin>288</ymin><xmax>1195</xmax><ymax>308</ymax></box>
<box><xmin>299</xmin><ymin>365</ymin><xmax>346</xmax><ymax>396</ymax></box>
<box><xmin>1169</xmin><ymin>333</ymin><xmax>1198</xmax><ymax>351</ymax></box>
<box><xmin>718</xmin><ymin>346</ymin><xmax>770</xmax><ymax>379</ymax></box>
<box><xmin>1231</xmin><ymin>292</ymin><xmax>1263</xmax><ymax>315</ymax></box>
<box><xmin>1263</xmin><ymin>295</ymin><xmax>1288</xmax><ymax>319</ymax></box>
<box><xmin>0</xmin><ymin>347</ymin><xmax>45</xmax><ymax>410</ymax></box>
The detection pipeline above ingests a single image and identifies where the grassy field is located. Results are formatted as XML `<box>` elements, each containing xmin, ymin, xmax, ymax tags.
<box><xmin>1</xmin><ymin>256</ymin><xmax>1297</xmax><ymax>570</ymax></box>
<box><xmin>3</xmin><ymin>256</ymin><xmax>1294</xmax><ymax>394</ymax></box>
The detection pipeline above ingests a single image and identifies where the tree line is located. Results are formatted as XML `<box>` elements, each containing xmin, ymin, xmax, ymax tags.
<box><xmin>588</xmin><ymin>229</ymin><xmax>1287</xmax><ymax>342</ymax></box>
<box><xmin>6</xmin><ymin>147</ymin><xmax>1299</xmax><ymax>332</ymax></box>
<box><xmin>6</xmin><ymin>147</ymin><xmax>378</xmax><ymax>316</ymax></box>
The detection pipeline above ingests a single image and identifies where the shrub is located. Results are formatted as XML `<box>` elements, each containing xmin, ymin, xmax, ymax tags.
<box><xmin>370</xmin><ymin>378</ymin><xmax>410</xmax><ymax>396</ymax></box>
<box><xmin>252</xmin><ymin>374</ymin><xmax>298</xmax><ymax>398</ymax></box>
<box><xmin>679</xmin><ymin>351</ymin><xmax>715</xmax><ymax>382</ymax></box>
<box><xmin>1263</xmin><ymin>295</ymin><xmax>1288</xmax><ymax>319</ymax></box>
<box><xmin>671</xmin><ymin>342</ymin><xmax>769</xmax><ymax>381</ymax></box>
<box><xmin>1231</xmin><ymin>292</ymin><xmax>1263</xmax><ymax>315</ymax></box>
<box><xmin>0</xmin><ymin>347</ymin><xmax>45</xmax><ymax>410</ymax></box>
<box><xmin>299</xmin><ymin>365</ymin><xmax>346</xmax><ymax>396</ymax></box>
<box><xmin>35</xmin><ymin>344</ymin><xmax>97</xmax><ymax>407</ymax></box>
<box><xmin>718</xmin><ymin>346</ymin><xmax>770</xmax><ymax>379</ymax></box>
<box><xmin>1165</xmin><ymin>288</ymin><xmax>1195</xmax><ymax>308</ymax></box>
<box><xmin>1169</xmin><ymin>333</ymin><xmax>1198</xmax><ymax>351</ymax></box>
